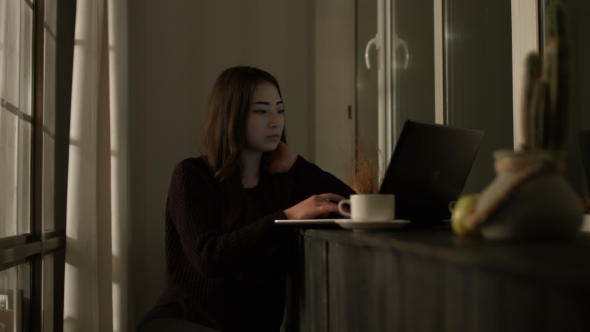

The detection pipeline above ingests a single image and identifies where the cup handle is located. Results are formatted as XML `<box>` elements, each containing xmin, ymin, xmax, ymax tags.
<box><xmin>448</xmin><ymin>200</ymin><xmax>457</xmax><ymax>213</ymax></box>
<box><xmin>338</xmin><ymin>199</ymin><xmax>351</xmax><ymax>217</ymax></box>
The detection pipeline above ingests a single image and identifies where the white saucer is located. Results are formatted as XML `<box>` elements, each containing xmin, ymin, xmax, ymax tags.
<box><xmin>336</xmin><ymin>219</ymin><xmax>410</xmax><ymax>231</ymax></box>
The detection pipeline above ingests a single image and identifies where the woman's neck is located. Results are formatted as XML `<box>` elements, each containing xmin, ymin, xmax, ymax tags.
<box><xmin>241</xmin><ymin>149</ymin><xmax>262</xmax><ymax>188</ymax></box>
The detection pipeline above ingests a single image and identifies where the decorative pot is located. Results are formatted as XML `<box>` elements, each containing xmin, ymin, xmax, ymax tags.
<box><xmin>465</xmin><ymin>150</ymin><xmax>584</xmax><ymax>240</ymax></box>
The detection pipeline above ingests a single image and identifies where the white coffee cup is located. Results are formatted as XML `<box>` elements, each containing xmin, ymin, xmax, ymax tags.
<box><xmin>337</xmin><ymin>194</ymin><xmax>395</xmax><ymax>221</ymax></box>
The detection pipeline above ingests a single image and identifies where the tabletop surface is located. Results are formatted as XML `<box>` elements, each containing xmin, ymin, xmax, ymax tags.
<box><xmin>301</xmin><ymin>225</ymin><xmax>590</xmax><ymax>291</ymax></box>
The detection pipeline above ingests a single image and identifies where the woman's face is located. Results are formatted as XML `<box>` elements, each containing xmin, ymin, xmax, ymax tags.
<box><xmin>244</xmin><ymin>81</ymin><xmax>284</xmax><ymax>153</ymax></box>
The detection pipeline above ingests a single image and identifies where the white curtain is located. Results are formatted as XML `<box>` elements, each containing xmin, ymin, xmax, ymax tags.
<box><xmin>64</xmin><ymin>0</ymin><xmax>129</xmax><ymax>331</ymax></box>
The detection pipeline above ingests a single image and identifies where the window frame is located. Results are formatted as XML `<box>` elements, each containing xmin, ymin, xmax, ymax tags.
<box><xmin>0</xmin><ymin>0</ymin><xmax>66</xmax><ymax>330</ymax></box>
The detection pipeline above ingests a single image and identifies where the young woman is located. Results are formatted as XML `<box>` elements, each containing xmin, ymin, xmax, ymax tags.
<box><xmin>137</xmin><ymin>66</ymin><xmax>355</xmax><ymax>331</ymax></box>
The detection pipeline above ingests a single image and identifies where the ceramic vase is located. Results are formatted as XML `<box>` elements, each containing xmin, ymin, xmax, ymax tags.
<box><xmin>473</xmin><ymin>150</ymin><xmax>584</xmax><ymax>240</ymax></box>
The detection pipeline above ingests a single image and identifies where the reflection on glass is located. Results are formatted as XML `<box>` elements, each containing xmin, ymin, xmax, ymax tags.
<box><xmin>444</xmin><ymin>0</ymin><xmax>514</xmax><ymax>193</ymax></box>
<box><xmin>356</xmin><ymin>0</ymin><xmax>380</xmax><ymax>183</ymax></box>
<box><xmin>391</xmin><ymin>0</ymin><xmax>435</xmax><ymax>139</ymax></box>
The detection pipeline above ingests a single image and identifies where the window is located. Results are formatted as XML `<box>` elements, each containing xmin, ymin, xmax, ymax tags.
<box><xmin>0</xmin><ymin>0</ymin><xmax>69</xmax><ymax>330</ymax></box>
<box><xmin>1</xmin><ymin>0</ymin><xmax>33</xmax><ymax>240</ymax></box>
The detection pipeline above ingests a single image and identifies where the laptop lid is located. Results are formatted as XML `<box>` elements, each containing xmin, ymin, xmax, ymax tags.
<box><xmin>379</xmin><ymin>120</ymin><xmax>484</xmax><ymax>223</ymax></box>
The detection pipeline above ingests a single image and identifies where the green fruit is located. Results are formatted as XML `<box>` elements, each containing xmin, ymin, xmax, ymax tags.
<box><xmin>451</xmin><ymin>194</ymin><xmax>480</xmax><ymax>236</ymax></box>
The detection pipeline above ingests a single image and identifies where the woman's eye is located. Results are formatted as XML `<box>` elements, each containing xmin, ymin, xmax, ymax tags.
<box><xmin>253</xmin><ymin>110</ymin><xmax>266</xmax><ymax>114</ymax></box>
<box><xmin>278</xmin><ymin>109</ymin><xmax>285</xmax><ymax>114</ymax></box>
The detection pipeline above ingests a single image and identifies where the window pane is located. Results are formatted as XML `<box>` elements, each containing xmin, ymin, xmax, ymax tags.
<box><xmin>44</xmin><ymin>5</ymin><xmax>56</xmax><ymax>133</ymax></box>
<box><xmin>0</xmin><ymin>111</ymin><xmax>19</xmax><ymax>238</ymax></box>
<box><xmin>355</xmin><ymin>0</ymin><xmax>380</xmax><ymax>182</ymax></box>
<box><xmin>0</xmin><ymin>262</ymin><xmax>32</xmax><ymax>332</ymax></box>
<box><xmin>43</xmin><ymin>0</ymin><xmax>57</xmax><ymax>232</ymax></box>
<box><xmin>0</xmin><ymin>0</ymin><xmax>34</xmax><ymax>238</ymax></box>
<box><xmin>43</xmin><ymin>254</ymin><xmax>55</xmax><ymax>332</ymax></box>
<box><xmin>18</xmin><ymin>121</ymin><xmax>31</xmax><ymax>235</ymax></box>
<box><xmin>0</xmin><ymin>1</ymin><xmax>7</xmax><ymax>100</ymax></box>
<box><xmin>2</xmin><ymin>0</ymin><xmax>21</xmax><ymax>106</ymax></box>
<box><xmin>0</xmin><ymin>103</ymin><xmax>31</xmax><ymax>239</ymax></box>
<box><xmin>44</xmin><ymin>250</ymin><xmax>64</xmax><ymax>332</ymax></box>
<box><xmin>392</xmin><ymin>0</ymin><xmax>435</xmax><ymax>136</ymax></box>
<box><xmin>444</xmin><ymin>0</ymin><xmax>514</xmax><ymax>193</ymax></box>
<box><xmin>20</xmin><ymin>0</ymin><xmax>34</xmax><ymax>117</ymax></box>
<box><xmin>43</xmin><ymin>134</ymin><xmax>54</xmax><ymax>231</ymax></box>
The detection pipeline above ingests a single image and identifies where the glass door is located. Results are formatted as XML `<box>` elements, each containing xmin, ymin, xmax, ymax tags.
<box><xmin>356</xmin><ymin>0</ymin><xmax>382</xmax><ymax>183</ymax></box>
<box><xmin>443</xmin><ymin>0</ymin><xmax>514</xmax><ymax>193</ymax></box>
<box><xmin>357</xmin><ymin>0</ymin><xmax>437</xmax><ymax>180</ymax></box>
<box><xmin>391</xmin><ymin>0</ymin><xmax>436</xmax><ymax>140</ymax></box>
<box><xmin>358</xmin><ymin>0</ymin><xmax>530</xmax><ymax>194</ymax></box>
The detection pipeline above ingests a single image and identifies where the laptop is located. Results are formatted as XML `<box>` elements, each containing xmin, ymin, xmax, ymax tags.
<box><xmin>276</xmin><ymin>120</ymin><xmax>484</xmax><ymax>227</ymax></box>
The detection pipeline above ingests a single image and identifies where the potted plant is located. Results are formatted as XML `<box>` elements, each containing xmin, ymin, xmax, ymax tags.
<box><xmin>452</xmin><ymin>2</ymin><xmax>585</xmax><ymax>239</ymax></box>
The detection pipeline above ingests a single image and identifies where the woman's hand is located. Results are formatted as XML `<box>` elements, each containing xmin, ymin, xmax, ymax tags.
<box><xmin>284</xmin><ymin>193</ymin><xmax>346</xmax><ymax>220</ymax></box>
<box><xmin>263</xmin><ymin>141</ymin><xmax>298</xmax><ymax>174</ymax></box>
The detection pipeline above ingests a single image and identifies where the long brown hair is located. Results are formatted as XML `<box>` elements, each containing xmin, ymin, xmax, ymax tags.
<box><xmin>200</xmin><ymin>66</ymin><xmax>286</xmax><ymax>180</ymax></box>
<box><xmin>199</xmin><ymin>66</ymin><xmax>289</xmax><ymax>229</ymax></box>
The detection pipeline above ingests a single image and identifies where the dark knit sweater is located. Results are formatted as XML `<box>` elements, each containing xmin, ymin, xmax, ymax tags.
<box><xmin>156</xmin><ymin>155</ymin><xmax>355</xmax><ymax>331</ymax></box>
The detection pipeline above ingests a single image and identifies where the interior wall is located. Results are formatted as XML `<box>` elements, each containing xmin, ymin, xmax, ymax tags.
<box><xmin>560</xmin><ymin>0</ymin><xmax>590</xmax><ymax>196</ymax></box>
<box><xmin>314</xmin><ymin>0</ymin><xmax>355</xmax><ymax>181</ymax></box>
<box><xmin>125</xmin><ymin>1</ymin><xmax>590</xmax><ymax>329</ymax></box>
<box><xmin>127</xmin><ymin>1</ymin><xmax>312</xmax><ymax>328</ymax></box>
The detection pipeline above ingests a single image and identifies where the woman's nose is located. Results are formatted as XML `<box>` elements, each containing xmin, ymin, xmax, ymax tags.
<box><xmin>268</xmin><ymin>110</ymin><xmax>279</xmax><ymax>127</ymax></box>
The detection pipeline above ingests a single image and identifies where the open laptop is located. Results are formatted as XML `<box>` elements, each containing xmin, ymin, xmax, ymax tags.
<box><xmin>276</xmin><ymin>120</ymin><xmax>484</xmax><ymax>227</ymax></box>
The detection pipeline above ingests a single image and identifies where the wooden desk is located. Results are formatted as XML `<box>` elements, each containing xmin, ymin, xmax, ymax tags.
<box><xmin>284</xmin><ymin>227</ymin><xmax>590</xmax><ymax>332</ymax></box>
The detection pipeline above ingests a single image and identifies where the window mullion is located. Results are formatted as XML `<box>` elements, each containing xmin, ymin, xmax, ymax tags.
<box><xmin>32</xmin><ymin>0</ymin><xmax>46</xmax><ymax>331</ymax></box>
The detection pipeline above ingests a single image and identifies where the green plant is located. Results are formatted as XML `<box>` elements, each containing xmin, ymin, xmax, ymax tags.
<box><xmin>522</xmin><ymin>2</ymin><xmax>570</xmax><ymax>151</ymax></box>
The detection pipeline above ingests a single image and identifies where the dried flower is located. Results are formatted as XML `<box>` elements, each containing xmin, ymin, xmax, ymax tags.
<box><xmin>345</xmin><ymin>140</ymin><xmax>381</xmax><ymax>194</ymax></box>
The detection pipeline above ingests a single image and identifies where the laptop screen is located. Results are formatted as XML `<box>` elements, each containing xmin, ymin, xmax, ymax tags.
<box><xmin>379</xmin><ymin>120</ymin><xmax>484</xmax><ymax>222</ymax></box>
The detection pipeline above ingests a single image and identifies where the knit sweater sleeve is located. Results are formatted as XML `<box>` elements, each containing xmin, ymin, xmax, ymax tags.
<box><xmin>167</xmin><ymin>159</ymin><xmax>286</xmax><ymax>278</ymax></box>
<box><xmin>287</xmin><ymin>155</ymin><xmax>356</xmax><ymax>203</ymax></box>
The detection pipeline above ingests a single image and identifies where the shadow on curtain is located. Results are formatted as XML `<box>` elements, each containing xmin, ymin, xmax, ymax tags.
<box><xmin>64</xmin><ymin>0</ymin><xmax>128</xmax><ymax>331</ymax></box>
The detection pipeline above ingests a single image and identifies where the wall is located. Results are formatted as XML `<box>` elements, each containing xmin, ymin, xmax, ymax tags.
<box><xmin>561</xmin><ymin>0</ymin><xmax>590</xmax><ymax>196</ymax></box>
<box><xmin>314</xmin><ymin>0</ymin><xmax>355</xmax><ymax>181</ymax></box>
<box><xmin>125</xmin><ymin>0</ymin><xmax>590</xmax><ymax>329</ymax></box>
<box><xmin>127</xmin><ymin>1</ymin><xmax>312</xmax><ymax>328</ymax></box>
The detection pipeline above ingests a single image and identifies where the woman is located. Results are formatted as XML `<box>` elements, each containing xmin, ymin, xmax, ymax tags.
<box><xmin>137</xmin><ymin>66</ymin><xmax>355</xmax><ymax>331</ymax></box>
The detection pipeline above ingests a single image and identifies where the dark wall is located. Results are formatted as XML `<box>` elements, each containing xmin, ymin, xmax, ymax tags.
<box><xmin>561</xmin><ymin>0</ymin><xmax>590</xmax><ymax>196</ymax></box>
<box><xmin>126</xmin><ymin>1</ymin><xmax>313</xmax><ymax>329</ymax></box>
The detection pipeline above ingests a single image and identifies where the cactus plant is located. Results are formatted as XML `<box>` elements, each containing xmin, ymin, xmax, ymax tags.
<box><xmin>522</xmin><ymin>2</ymin><xmax>570</xmax><ymax>151</ymax></box>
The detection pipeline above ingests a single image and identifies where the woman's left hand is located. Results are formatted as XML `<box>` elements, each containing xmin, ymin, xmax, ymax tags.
<box><xmin>263</xmin><ymin>141</ymin><xmax>297</xmax><ymax>174</ymax></box>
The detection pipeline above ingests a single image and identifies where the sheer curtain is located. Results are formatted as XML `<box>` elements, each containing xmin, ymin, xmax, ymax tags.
<box><xmin>64</xmin><ymin>0</ymin><xmax>129</xmax><ymax>331</ymax></box>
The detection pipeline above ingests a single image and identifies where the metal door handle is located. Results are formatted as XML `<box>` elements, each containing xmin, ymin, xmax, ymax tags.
<box><xmin>395</xmin><ymin>34</ymin><xmax>410</xmax><ymax>69</ymax></box>
<box><xmin>364</xmin><ymin>34</ymin><xmax>380</xmax><ymax>69</ymax></box>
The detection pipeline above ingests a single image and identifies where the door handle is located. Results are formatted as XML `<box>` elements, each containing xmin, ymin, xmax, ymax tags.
<box><xmin>395</xmin><ymin>34</ymin><xmax>410</xmax><ymax>69</ymax></box>
<box><xmin>364</xmin><ymin>34</ymin><xmax>381</xmax><ymax>69</ymax></box>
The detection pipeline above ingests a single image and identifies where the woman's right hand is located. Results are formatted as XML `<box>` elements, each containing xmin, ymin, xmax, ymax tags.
<box><xmin>284</xmin><ymin>193</ymin><xmax>346</xmax><ymax>220</ymax></box>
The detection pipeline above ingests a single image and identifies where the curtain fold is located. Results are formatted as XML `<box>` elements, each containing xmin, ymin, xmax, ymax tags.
<box><xmin>64</xmin><ymin>0</ymin><xmax>128</xmax><ymax>331</ymax></box>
